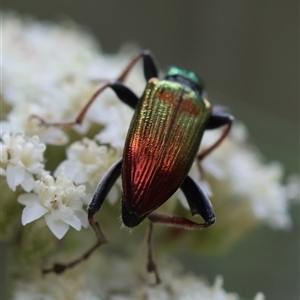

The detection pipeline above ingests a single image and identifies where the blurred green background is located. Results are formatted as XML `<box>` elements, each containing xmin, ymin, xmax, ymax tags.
<box><xmin>2</xmin><ymin>1</ymin><xmax>299</xmax><ymax>299</ymax></box>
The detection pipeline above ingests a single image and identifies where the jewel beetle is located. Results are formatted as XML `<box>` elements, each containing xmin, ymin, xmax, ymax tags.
<box><xmin>34</xmin><ymin>51</ymin><xmax>234</xmax><ymax>283</ymax></box>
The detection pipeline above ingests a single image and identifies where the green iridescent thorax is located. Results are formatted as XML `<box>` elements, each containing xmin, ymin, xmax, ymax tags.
<box><xmin>122</xmin><ymin>78</ymin><xmax>212</xmax><ymax>216</ymax></box>
<box><xmin>166</xmin><ymin>66</ymin><xmax>205</xmax><ymax>92</ymax></box>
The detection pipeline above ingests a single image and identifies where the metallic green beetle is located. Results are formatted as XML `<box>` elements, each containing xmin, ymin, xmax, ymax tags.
<box><xmin>35</xmin><ymin>51</ymin><xmax>234</xmax><ymax>283</ymax></box>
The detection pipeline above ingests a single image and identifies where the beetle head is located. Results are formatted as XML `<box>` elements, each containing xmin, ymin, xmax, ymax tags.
<box><xmin>165</xmin><ymin>66</ymin><xmax>205</xmax><ymax>95</ymax></box>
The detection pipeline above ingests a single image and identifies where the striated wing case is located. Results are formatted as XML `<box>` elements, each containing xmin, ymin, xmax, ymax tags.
<box><xmin>122</xmin><ymin>78</ymin><xmax>211</xmax><ymax>217</ymax></box>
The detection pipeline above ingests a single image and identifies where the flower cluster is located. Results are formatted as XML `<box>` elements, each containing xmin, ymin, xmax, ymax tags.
<box><xmin>171</xmin><ymin>123</ymin><xmax>297</xmax><ymax>253</ymax></box>
<box><xmin>54</xmin><ymin>138</ymin><xmax>121</xmax><ymax>202</ymax></box>
<box><xmin>0</xmin><ymin>128</ymin><xmax>45</xmax><ymax>192</ymax></box>
<box><xmin>1</xmin><ymin>12</ymin><xmax>297</xmax><ymax>299</ymax></box>
<box><xmin>12</xmin><ymin>254</ymin><xmax>265</xmax><ymax>300</ymax></box>
<box><xmin>18</xmin><ymin>173</ymin><xmax>88</xmax><ymax>239</ymax></box>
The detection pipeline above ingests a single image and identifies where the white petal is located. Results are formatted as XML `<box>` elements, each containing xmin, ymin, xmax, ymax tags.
<box><xmin>54</xmin><ymin>161</ymin><xmax>88</xmax><ymax>184</ymax></box>
<box><xmin>60</xmin><ymin>214</ymin><xmax>82</xmax><ymax>231</ymax></box>
<box><xmin>39</xmin><ymin>127</ymin><xmax>68</xmax><ymax>145</ymax></box>
<box><xmin>6</xmin><ymin>164</ymin><xmax>25</xmax><ymax>191</ymax></box>
<box><xmin>21</xmin><ymin>203</ymin><xmax>48</xmax><ymax>225</ymax></box>
<box><xmin>73</xmin><ymin>120</ymin><xmax>90</xmax><ymax>135</ymax></box>
<box><xmin>18</xmin><ymin>193</ymin><xmax>39</xmax><ymax>205</ymax></box>
<box><xmin>74</xmin><ymin>209</ymin><xmax>89</xmax><ymax>228</ymax></box>
<box><xmin>21</xmin><ymin>171</ymin><xmax>35</xmax><ymax>192</ymax></box>
<box><xmin>45</xmin><ymin>214</ymin><xmax>69</xmax><ymax>239</ymax></box>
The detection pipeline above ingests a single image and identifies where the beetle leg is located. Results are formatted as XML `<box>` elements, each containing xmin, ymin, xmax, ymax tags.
<box><xmin>197</xmin><ymin>108</ymin><xmax>234</xmax><ymax>161</ymax></box>
<box><xmin>145</xmin><ymin>175</ymin><xmax>215</xmax><ymax>283</ymax></box>
<box><xmin>146</xmin><ymin>221</ymin><xmax>161</xmax><ymax>284</ymax></box>
<box><xmin>116</xmin><ymin>50</ymin><xmax>159</xmax><ymax>82</ymax></box>
<box><xmin>141</xmin><ymin>50</ymin><xmax>159</xmax><ymax>80</ymax></box>
<box><xmin>31</xmin><ymin>82</ymin><xmax>139</xmax><ymax>126</ymax></box>
<box><xmin>148</xmin><ymin>174</ymin><xmax>215</xmax><ymax>228</ymax></box>
<box><xmin>88</xmin><ymin>158</ymin><xmax>123</xmax><ymax>214</ymax></box>
<box><xmin>31</xmin><ymin>50</ymin><xmax>158</xmax><ymax>127</ymax></box>
<box><xmin>111</xmin><ymin>82</ymin><xmax>139</xmax><ymax>109</ymax></box>
<box><xmin>205</xmin><ymin>106</ymin><xmax>234</xmax><ymax>130</ymax></box>
<box><xmin>42</xmin><ymin>215</ymin><xmax>107</xmax><ymax>275</ymax></box>
<box><xmin>42</xmin><ymin>159</ymin><xmax>123</xmax><ymax>275</ymax></box>
<box><xmin>180</xmin><ymin>175</ymin><xmax>215</xmax><ymax>223</ymax></box>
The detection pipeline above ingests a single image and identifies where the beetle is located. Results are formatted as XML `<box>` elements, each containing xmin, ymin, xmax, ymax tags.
<box><xmin>34</xmin><ymin>51</ymin><xmax>234</xmax><ymax>283</ymax></box>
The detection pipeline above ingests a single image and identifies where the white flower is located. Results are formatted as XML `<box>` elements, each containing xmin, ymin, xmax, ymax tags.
<box><xmin>95</xmin><ymin>101</ymin><xmax>134</xmax><ymax>150</ymax></box>
<box><xmin>0</xmin><ymin>127</ymin><xmax>46</xmax><ymax>192</ymax></box>
<box><xmin>285</xmin><ymin>174</ymin><xmax>300</xmax><ymax>204</ymax></box>
<box><xmin>54</xmin><ymin>138</ymin><xmax>121</xmax><ymax>203</ymax></box>
<box><xmin>12</xmin><ymin>255</ymin><xmax>265</xmax><ymax>300</ymax></box>
<box><xmin>2</xmin><ymin>102</ymin><xmax>68</xmax><ymax>145</ymax></box>
<box><xmin>2</xmin><ymin>13</ymin><xmax>144</xmax><ymax>141</ymax></box>
<box><xmin>92</xmin><ymin>47</ymin><xmax>145</xmax><ymax>149</ymax></box>
<box><xmin>195</xmin><ymin>122</ymin><xmax>292</xmax><ymax>230</ymax></box>
<box><xmin>18</xmin><ymin>173</ymin><xmax>88</xmax><ymax>239</ymax></box>
<box><xmin>2</xmin><ymin>13</ymin><xmax>100</xmax><ymax>107</ymax></box>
